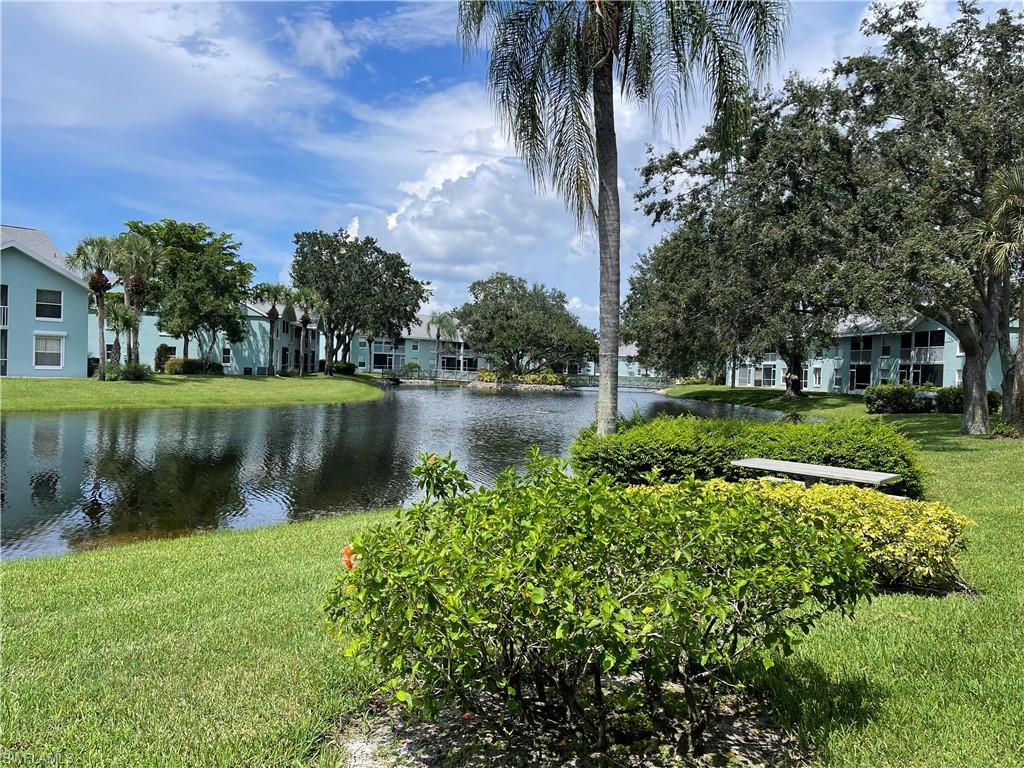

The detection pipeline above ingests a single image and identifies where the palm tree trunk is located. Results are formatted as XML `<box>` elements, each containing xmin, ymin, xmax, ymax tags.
<box><xmin>112</xmin><ymin>334</ymin><xmax>121</xmax><ymax>365</ymax></box>
<box><xmin>96</xmin><ymin>289</ymin><xmax>107</xmax><ymax>381</ymax></box>
<box><xmin>1013</xmin><ymin>287</ymin><xmax>1024</xmax><ymax>435</ymax></box>
<box><xmin>299</xmin><ymin>326</ymin><xmax>307</xmax><ymax>376</ymax></box>
<box><xmin>593</xmin><ymin>55</ymin><xmax>620</xmax><ymax>437</ymax></box>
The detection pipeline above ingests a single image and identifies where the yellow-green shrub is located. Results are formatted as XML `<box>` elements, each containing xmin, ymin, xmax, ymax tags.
<box><xmin>630</xmin><ymin>480</ymin><xmax>973</xmax><ymax>592</ymax></box>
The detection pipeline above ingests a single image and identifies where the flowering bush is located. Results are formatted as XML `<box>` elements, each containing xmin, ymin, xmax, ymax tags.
<box><xmin>475</xmin><ymin>369</ymin><xmax>568</xmax><ymax>385</ymax></box>
<box><xmin>325</xmin><ymin>452</ymin><xmax>872</xmax><ymax>753</ymax></box>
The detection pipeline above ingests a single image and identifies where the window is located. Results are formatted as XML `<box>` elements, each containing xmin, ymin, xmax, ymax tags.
<box><xmin>738</xmin><ymin>367</ymin><xmax>749</xmax><ymax>386</ymax></box>
<box><xmin>881</xmin><ymin>345</ymin><xmax>891</xmax><ymax>357</ymax></box>
<box><xmin>280</xmin><ymin>347</ymin><xmax>289</xmax><ymax>369</ymax></box>
<box><xmin>813</xmin><ymin>367</ymin><xmax>822</xmax><ymax>388</ymax></box>
<box><xmin>105</xmin><ymin>344</ymin><xmax>114</xmax><ymax>362</ymax></box>
<box><xmin>833</xmin><ymin>369</ymin><xmax>842</xmax><ymax>389</ymax></box>
<box><xmin>956</xmin><ymin>340</ymin><xmax>964</xmax><ymax>356</ymax></box>
<box><xmin>929</xmin><ymin>329</ymin><xmax>945</xmax><ymax>347</ymax></box>
<box><xmin>165</xmin><ymin>346</ymin><xmax>177</xmax><ymax>357</ymax></box>
<box><xmin>33</xmin><ymin>334</ymin><xmax>64</xmax><ymax>368</ymax></box>
<box><xmin>410</xmin><ymin>341</ymin><xmax>419</xmax><ymax>351</ymax></box>
<box><xmin>914</xmin><ymin>330</ymin><xmax>929</xmax><ymax>348</ymax></box>
<box><xmin>222</xmin><ymin>347</ymin><xmax>231</xmax><ymax>365</ymax></box>
<box><xmin>358</xmin><ymin>340</ymin><xmax>367</xmax><ymax>348</ymax></box>
<box><xmin>35</xmin><ymin>289</ymin><xmax>62</xmax><ymax>320</ymax></box>
<box><xmin>358</xmin><ymin>359</ymin><xmax>366</xmax><ymax>368</ymax></box>
<box><xmin>244</xmin><ymin>367</ymin><xmax>253</xmax><ymax>376</ymax></box>
<box><xmin>763</xmin><ymin>351</ymin><xmax>778</xmax><ymax>362</ymax></box>
<box><xmin>801</xmin><ymin>367</ymin><xmax>809</xmax><ymax>389</ymax></box>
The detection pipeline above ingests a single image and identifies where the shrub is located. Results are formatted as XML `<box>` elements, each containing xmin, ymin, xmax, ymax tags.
<box><xmin>333</xmin><ymin>361</ymin><xmax>357</xmax><ymax>376</ymax></box>
<box><xmin>990</xmin><ymin>419</ymin><xmax>1021</xmax><ymax>439</ymax></box>
<box><xmin>277</xmin><ymin>367</ymin><xmax>299</xmax><ymax>377</ymax></box>
<box><xmin>678</xmin><ymin>376</ymin><xmax>706</xmax><ymax>385</ymax></box>
<box><xmin>935</xmin><ymin>386</ymin><xmax>1001</xmax><ymax>414</ymax></box>
<box><xmin>163</xmin><ymin>357</ymin><xmax>225</xmax><ymax>375</ymax></box>
<box><xmin>401</xmin><ymin>361</ymin><xmax>421</xmax><ymax>372</ymax></box>
<box><xmin>476</xmin><ymin>369</ymin><xmax>567</xmax><ymax>385</ymax></box>
<box><xmin>631</xmin><ymin>481</ymin><xmax>971</xmax><ymax>593</ymax></box>
<box><xmin>104</xmin><ymin>362</ymin><xmax>153</xmax><ymax>381</ymax></box>
<box><xmin>326</xmin><ymin>452</ymin><xmax>872</xmax><ymax>753</ymax></box>
<box><xmin>153</xmin><ymin>344</ymin><xmax>175</xmax><ymax>373</ymax></box>
<box><xmin>864</xmin><ymin>384</ymin><xmax>929</xmax><ymax>414</ymax></box>
<box><xmin>571</xmin><ymin>415</ymin><xmax>926</xmax><ymax>498</ymax></box>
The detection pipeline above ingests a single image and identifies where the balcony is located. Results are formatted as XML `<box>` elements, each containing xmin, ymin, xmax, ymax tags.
<box><xmin>849</xmin><ymin>349</ymin><xmax>872</xmax><ymax>364</ymax></box>
<box><xmin>899</xmin><ymin>347</ymin><xmax>944</xmax><ymax>364</ymax></box>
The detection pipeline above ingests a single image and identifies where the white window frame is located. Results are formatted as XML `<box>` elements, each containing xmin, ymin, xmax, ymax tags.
<box><xmin>35</xmin><ymin>289</ymin><xmax>63</xmax><ymax>322</ymax></box>
<box><xmin>410</xmin><ymin>341</ymin><xmax>419</xmax><ymax>352</ymax></box>
<box><xmin>222</xmin><ymin>347</ymin><xmax>231</xmax><ymax>366</ymax></box>
<box><xmin>32</xmin><ymin>331</ymin><xmax>66</xmax><ymax>370</ymax></box>
<box><xmin>358</xmin><ymin>340</ymin><xmax>367</xmax><ymax>348</ymax></box>
<box><xmin>813</xmin><ymin>367</ymin><xmax>822</xmax><ymax>388</ymax></box>
<box><xmin>956</xmin><ymin>340</ymin><xmax>964</xmax><ymax>357</ymax></box>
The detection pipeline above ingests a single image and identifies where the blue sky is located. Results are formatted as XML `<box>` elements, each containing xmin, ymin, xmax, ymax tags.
<box><xmin>0</xmin><ymin>1</ymin><xmax>975</xmax><ymax>326</ymax></box>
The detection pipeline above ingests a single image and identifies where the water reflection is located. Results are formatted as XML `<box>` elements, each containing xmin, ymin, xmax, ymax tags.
<box><xmin>0</xmin><ymin>388</ymin><xmax>781</xmax><ymax>559</ymax></box>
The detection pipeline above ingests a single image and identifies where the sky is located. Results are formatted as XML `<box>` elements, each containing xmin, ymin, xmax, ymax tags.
<box><xmin>0</xmin><ymin>0</ymin><xmax>983</xmax><ymax>327</ymax></box>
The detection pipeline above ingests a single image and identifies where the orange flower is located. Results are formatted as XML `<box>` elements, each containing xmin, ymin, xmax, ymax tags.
<box><xmin>341</xmin><ymin>545</ymin><xmax>357</xmax><ymax>570</ymax></box>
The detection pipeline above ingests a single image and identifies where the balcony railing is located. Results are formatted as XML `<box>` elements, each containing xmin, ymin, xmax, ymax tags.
<box><xmin>0</xmin><ymin>305</ymin><xmax>7</xmax><ymax>326</ymax></box>
<box><xmin>899</xmin><ymin>347</ymin><xmax>944</xmax><ymax>364</ymax></box>
<box><xmin>849</xmin><ymin>349</ymin><xmax>872</xmax><ymax>364</ymax></box>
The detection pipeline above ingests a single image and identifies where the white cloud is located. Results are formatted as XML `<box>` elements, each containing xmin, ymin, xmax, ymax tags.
<box><xmin>1</xmin><ymin>3</ymin><xmax>330</xmax><ymax>129</ymax></box>
<box><xmin>279</xmin><ymin>14</ymin><xmax>361</xmax><ymax>78</ymax></box>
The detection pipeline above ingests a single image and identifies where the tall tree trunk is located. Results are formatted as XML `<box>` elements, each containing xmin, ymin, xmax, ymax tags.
<box><xmin>134</xmin><ymin>294</ymin><xmax>145</xmax><ymax>364</ymax></box>
<box><xmin>730</xmin><ymin>349</ymin><xmax>737</xmax><ymax>388</ymax></box>
<box><xmin>299</xmin><ymin>325</ymin><xmax>307</xmax><ymax>375</ymax></box>
<box><xmin>997</xmin><ymin>273</ymin><xmax>1015</xmax><ymax>421</ymax></box>
<box><xmin>182</xmin><ymin>335</ymin><xmax>190</xmax><ymax>360</ymax></box>
<box><xmin>960</xmin><ymin>340</ymin><xmax>992</xmax><ymax>435</ymax></box>
<box><xmin>96</xmin><ymin>288</ymin><xmax>107</xmax><ymax>381</ymax></box>
<box><xmin>123</xmin><ymin>290</ymin><xmax>134</xmax><ymax>365</ymax></box>
<box><xmin>111</xmin><ymin>334</ymin><xmax>121</xmax><ymax>365</ymax></box>
<box><xmin>323</xmin><ymin>321</ymin><xmax>333</xmax><ymax>375</ymax></box>
<box><xmin>593</xmin><ymin>52</ymin><xmax>620</xmax><ymax>437</ymax></box>
<box><xmin>1013</xmin><ymin>288</ymin><xmax>1024</xmax><ymax>435</ymax></box>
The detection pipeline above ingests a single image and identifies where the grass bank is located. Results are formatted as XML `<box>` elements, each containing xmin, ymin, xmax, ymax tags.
<box><xmin>2</xmin><ymin>409</ymin><xmax>1021</xmax><ymax>766</ymax></box>
<box><xmin>665</xmin><ymin>383</ymin><xmax>868</xmax><ymax>419</ymax></box>
<box><xmin>0</xmin><ymin>373</ymin><xmax>384</xmax><ymax>413</ymax></box>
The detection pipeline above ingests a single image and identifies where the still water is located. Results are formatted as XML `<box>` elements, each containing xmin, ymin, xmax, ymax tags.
<box><xmin>1</xmin><ymin>387</ymin><xmax>782</xmax><ymax>559</ymax></box>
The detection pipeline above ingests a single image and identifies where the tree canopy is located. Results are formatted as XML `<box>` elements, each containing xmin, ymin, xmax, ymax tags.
<box><xmin>455</xmin><ymin>272</ymin><xmax>598</xmax><ymax>375</ymax></box>
<box><xmin>290</xmin><ymin>229</ymin><xmax>428</xmax><ymax>369</ymax></box>
<box><xmin>127</xmin><ymin>219</ymin><xmax>254</xmax><ymax>359</ymax></box>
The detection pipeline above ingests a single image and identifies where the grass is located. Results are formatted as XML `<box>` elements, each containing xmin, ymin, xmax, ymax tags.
<box><xmin>1</xmin><ymin>394</ymin><xmax>1021</xmax><ymax>766</ymax></box>
<box><xmin>0</xmin><ymin>513</ymin><xmax>392</xmax><ymax>768</ymax></box>
<box><xmin>665</xmin><ymin>383</ymin><xmax>869</xmax><ymax>419</ymax></box>
<box><xmin>0</xmin><ymin>373</ymin><xmax>384</xmax><ymax>412</ymax></box>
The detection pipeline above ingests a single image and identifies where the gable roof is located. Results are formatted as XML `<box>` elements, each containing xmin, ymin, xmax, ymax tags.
<box><xmin>1</xmin><ymin>225</ymin><xmax>89</xmax><ymax>288</ymax></box>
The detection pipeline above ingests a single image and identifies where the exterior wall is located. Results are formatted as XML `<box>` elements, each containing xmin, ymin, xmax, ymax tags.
<box><xmin>1</xmin><ymin>245</ymin><xmax>89</xmax><ymax>378</ymax></box>
<box><xmin>726</xmin><ymin>317</ymin><xmax>1019</xmax><ymax>394</ymax></box>
<box><xmin>347</xmin><ymin>334</ymin><xmax>484</xmax><ymax>373</ymax></box>
<box><xmin>88</xmin><ymin>304</ymin><xmax>319</xmax><ymax>375</ymax></box>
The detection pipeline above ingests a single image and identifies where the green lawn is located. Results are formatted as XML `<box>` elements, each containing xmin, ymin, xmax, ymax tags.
<box><xmin>1</xmin><ymin>514</ymin><xmax>391</xmax><ymax>768</ymax></box>
<box><xmin>665</xmin><ymin>383</ymin><xmax>869</xmax><ymax>419</ymax></box>
<box><xmin>2</xmin><ymin>404</ymin><xmax>1021</xmax><ymax>766</ymax></box>
<box><xmin>0</xmin><ymin>373</ymin><xmax>384</xmax><ymax>412</ymax></box>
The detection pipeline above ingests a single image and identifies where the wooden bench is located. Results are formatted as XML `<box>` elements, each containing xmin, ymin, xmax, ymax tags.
<box><xmin>730</xmin><ymin>458</ymin><xmax>902</xmax><ymax>492</ymax></box>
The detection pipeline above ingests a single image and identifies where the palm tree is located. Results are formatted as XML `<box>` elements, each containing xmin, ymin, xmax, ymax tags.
<box><xmin>114</xmin><ymin>232</ymin><xmax>163</xmax><ymax>364</ymax></box>
<box><xmin>68</xmin><ymin>236</ymin><xmax>118</xmax><ymax>381</ymax></box>
<box><xmin>252</xmin><ymin>283</ymin><xmax>294</xmax><ymax>375</ymax></box>
<box><xmin>967</xmin><ymin>166</ymin><xmax>1024</xmax><ymax>434</ymax></box>
<box><xmin>460</xmin><ymin>1</ymin><xmax>788</xmax><ymax>435</ymax></box>
<box><xmin>426</xmin><ymin>310</ymin><xmax>460</xmax><ymax>375</ymax></box>
<box><xmin>105</xmin><ymin>301</ymin><xmax>139</xmax><ymax>366</ymax></box>
<box><xmin>294</xmin><ymin>287</ymin><xmax>324</xmax><ymax>376</ymax></box>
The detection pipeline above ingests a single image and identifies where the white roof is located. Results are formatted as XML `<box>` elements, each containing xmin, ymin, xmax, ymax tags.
<box><xmin>1</xmin><ymin>225</ymin><xmax>88</xmax><ymax>288</ymax></box>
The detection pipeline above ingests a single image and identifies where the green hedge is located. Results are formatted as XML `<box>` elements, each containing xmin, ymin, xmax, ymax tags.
<box><xmin>326</xmin><ymin>452</ymin><xmax>872</xmax><ymax>752</ymax></box>
<box><xmin>163</xmin><ymin>357</ymin><xmax>225</xmax><ymax>375</ymax></box>
<box><xmin>934</xmin><ymin>386</ymin><xmax>1001</xmax><ymax>414</ymax></box>
<box><xmin>104</xmin><ymin>362</ymin><xmax>153</xmax><ymax>381</ymax></box>
<box><xmin>332</xmin><ymin>361</ymin><xmax>357</xmax><ymax>375</ymax></box>
<box><xmin>571</xmin><ymin>415</ymin><xmax>925</xmax><ymax>498</ymax></box>
<box><xmin>863</xmin><ymin>384</ymin><xmax>930</xmax><ymax>414</ymax></box>
<box><xmin>630</xmin><ymin>481</ymin><xmax>972</xmax><ymax>592</ymax></box>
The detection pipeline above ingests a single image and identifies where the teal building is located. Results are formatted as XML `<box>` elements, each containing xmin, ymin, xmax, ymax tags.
<box><xmin>726</xmin><ymin>316</ymin><xmax>1020</xmax><ymax>393</ymax></box>
<box><xmin>1</xmin><ymin>225</ymin><xmax>90</xmax><ymax>378</ymax></box>
<box><xmin>88</xmin><ymin>301</ymin><xmax>319</xmax><ymax>376</ymax></box>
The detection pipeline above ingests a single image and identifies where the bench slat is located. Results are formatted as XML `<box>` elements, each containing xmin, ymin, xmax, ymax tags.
<box><xmin>731</xmin><ymin>458</ymin><xmax>901</xmax><ymax>487</ymax></box>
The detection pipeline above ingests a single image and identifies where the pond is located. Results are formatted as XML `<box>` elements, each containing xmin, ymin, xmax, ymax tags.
<box><xmin>1</xmin><ymin>387</ymin><xmax>783</xmax><ymax>559</ymax></box>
